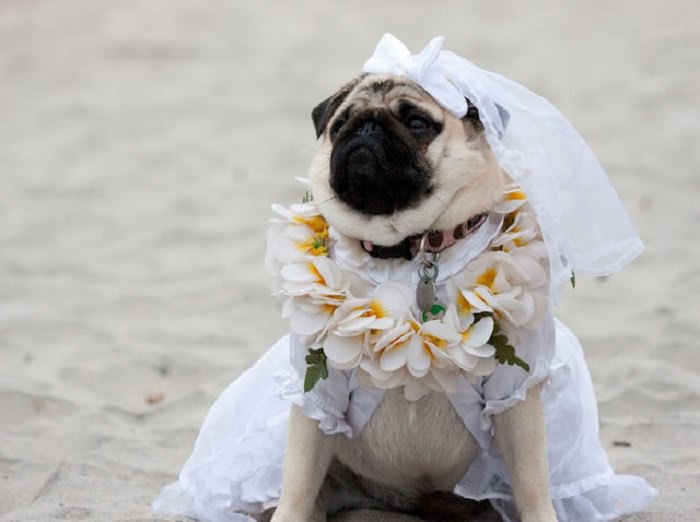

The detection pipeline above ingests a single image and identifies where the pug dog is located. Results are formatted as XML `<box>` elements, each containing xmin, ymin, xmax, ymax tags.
<box><xmin>268</xmin><ymin>74</ymin><xmax>558</xmax><ymax>522</ymax></box>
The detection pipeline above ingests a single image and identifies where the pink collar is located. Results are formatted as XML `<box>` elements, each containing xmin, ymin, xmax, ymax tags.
<box><xmin>361</xmin><ymin>213</ymin><xmax>488</xmax><ymax>260</ymax></box>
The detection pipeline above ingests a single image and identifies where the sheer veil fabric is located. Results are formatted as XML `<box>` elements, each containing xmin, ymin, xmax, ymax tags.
<box><xmin>364</xmin><ymin>34</ymin><xmax>644</xmax><ymax>291</ymax></box>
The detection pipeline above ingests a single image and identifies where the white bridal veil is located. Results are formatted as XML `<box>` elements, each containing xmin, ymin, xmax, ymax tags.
<box><xmin>363</xmin><ymin>34</ymin><xmax>643</xmax><ymax>291</ymax></box>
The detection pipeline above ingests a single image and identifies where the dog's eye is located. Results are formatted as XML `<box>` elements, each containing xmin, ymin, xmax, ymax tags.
<box><xmin>407</xmin><ymin>116</ymin><xmax>431</xmax><ymax>133</ymax></box>
<box><xmin>330</xmin><ymin>117</ymin><xmax>347</xmax><ymax>138</ymax></box>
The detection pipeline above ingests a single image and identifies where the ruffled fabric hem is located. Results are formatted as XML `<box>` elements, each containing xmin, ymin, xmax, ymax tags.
<box><xmin>152</xmin><ymin>407</ymin><xmax>288</xmax><ymax>522</ymax></box>
<box><xmin>479</xmin><ymin>347</ymin><xmax>572</xmax><ymax>424</ymax></box>
<box><xmin>153</xmin><ymin>336</ymin><xmax>294</xmax><ymax>522</ymax></box>
<box><xmin>152</xmin><ymin>479</ymin><xmax>257</xmax><ymax>522</ymax></box>
<box><xmin>278</xmin><ymin>367</ymin><xmax>354</xmax><ymax>438</ymax></box>
<box><xmin>480</xmin><ymin>355</ymin><xmax>560</xmax><ymax>429</ymax></box>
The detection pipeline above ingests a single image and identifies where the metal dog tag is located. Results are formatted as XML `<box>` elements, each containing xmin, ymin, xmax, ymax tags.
<box><xmin>416</xmin><ymin>274</ymin><xmax>436</xmax><ymax>312</ymax></box>
<box><xmin>416</xmin><ymin>235</ymin><xmax>446</xmax><ymax>322</ymax></box>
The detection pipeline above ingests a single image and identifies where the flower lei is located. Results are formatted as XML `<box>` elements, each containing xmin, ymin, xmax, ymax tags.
<box><xmin>266</xmin><ymin>187</ymin><xmax>550</xmax><ymax>401</ymax></box>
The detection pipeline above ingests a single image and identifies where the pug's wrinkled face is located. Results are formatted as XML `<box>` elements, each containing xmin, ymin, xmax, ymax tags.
<box><xmin>309</xmin><ymin>74</ymin><xmax>505</xmax><ymax>247</ymax></box>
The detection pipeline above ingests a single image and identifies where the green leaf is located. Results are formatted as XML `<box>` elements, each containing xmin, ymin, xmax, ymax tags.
<box><xmin>570</xmin><ymin>271</ymin><xmax>576</xmax><ymax>289</ymax></box>
<box><xmin>304</xmin><ymin>347</ymin><xmax>328</xmax><ymax>392</ymax></box>
<box><xmin>421</xmin><ymin>303</ymin><xmax>447</xmax><ymax>322</ymax></box>
<box><xmin>473</xmin><ymin>311</ymin><xmax>493</xmax><ymax>322</ymax></box>
<box><xmin>490</xmin><ymin>322</ymin><xmax>530</xmax><ymax>372</ymax></box>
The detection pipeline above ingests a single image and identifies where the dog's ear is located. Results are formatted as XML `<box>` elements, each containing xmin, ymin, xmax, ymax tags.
<box><xmin>311</xmin><ymin>78</ymin><xmax>360</xmax><ymax>139</ymax></box>
<box><xmin>464</xmin><ymin>99</ymin><xmax>484</xmax><ymax>132</ymax></box>
<box><xmin>464</xmin><ymin>98</ymin><xmax>511</xmax><ymax>138</ymax></box>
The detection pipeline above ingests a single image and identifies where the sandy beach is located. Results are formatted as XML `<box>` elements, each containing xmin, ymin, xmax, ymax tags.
<box><xmin>1</xmin><ymin>0</ymin><xmax>698</xmax><ymax>520</ymax></box>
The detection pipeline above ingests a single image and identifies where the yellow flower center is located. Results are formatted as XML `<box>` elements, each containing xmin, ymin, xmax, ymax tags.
<box><xmin>307</xmin><ymin>262</ymin><xmax>326</xmax><ymax>285</ymax></box>
<box><xmin>297</xmin><ymin>236</ymin><xmax>328</xmax><ymax>256</ymax></box>
<box><xmin>476</xmin><ymin>267</ymin><xmax>497</xmax><ymax>290</ymax></box>
<box><xmin>457</xmin><ymin>292</ymin><xmax>472</xmax><ymax>316</ymax></box>
<box><xmin>369</xmin><ymin>300</ymin><xmax>386</xmax><ymax>318</ymax></box>
<box><xmin>294</xmin><ymin>215</ymin><xmax>329</xmax><ymax>237</ymax></box>
<box><xmin>422</xmin><ymin>334</ymin><xmax>447</xmax><ymax>350</ymax></box>
<box><xmin>382</xmin><ymin>336</ymin><xmax>409</xmax><ymax>355</ymax></box>
<box><xmin>506</xmin><ymin>190</ymin><xmax>527</xmax><ymax>201</ymax></box>
<box><xmin>353</xmin><ymin>299</ymin><xmax>386</xmax><ymax>319</ymax></box>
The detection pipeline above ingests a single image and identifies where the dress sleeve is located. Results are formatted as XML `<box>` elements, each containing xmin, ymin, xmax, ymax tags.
<box><xmin>279</xmin><ymin>334</ymin><xmax>354</xmax><ymax>437</ymax></box>
<box><xmin>480</xmin><ymin>311</ymin><xmax>556</xmax><ymax>431</ymax></box>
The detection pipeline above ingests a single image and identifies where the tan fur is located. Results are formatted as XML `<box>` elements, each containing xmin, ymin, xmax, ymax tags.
<box><xmin>333</xmin><ymin>390</ymin><xmax>479</xmax><ymax>496</ymax></box>
<box><xmin>272</xmin><ymin>75</ymin><xmax>556</xmax><ymax>522</ymax></box>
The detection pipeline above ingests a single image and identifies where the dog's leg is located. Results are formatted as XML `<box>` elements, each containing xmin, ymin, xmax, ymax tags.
<box><xmin>493</xmin><ymin>383</ymin><xmax>557</xmax><ymax>522</ymax></box>
<box><xmin>271</xmin><ymin>404</ymin><xmax>335</xmax><ymax>522</ymax></box>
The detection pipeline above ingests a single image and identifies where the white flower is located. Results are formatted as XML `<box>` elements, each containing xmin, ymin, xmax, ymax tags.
<box><xmin>280</xmin><ymin>256</ymin><xmax>343</xmax><ymax>295</ymax></box>
<box><xmin>357</xmin><ymin>353</ymin><xmax>408</xmax><ymax>390</ymax></box>
<box><xmin>279</xmin><ymin>257</ymin><xmax>348</xmax><ymax>337</ymax></box>
<box><xmin>376</xmin><ymin>321</ymin><xmax>431</xmax><ymax>378</ymax></box>
<box><xmin>268</xmin><ymin>203</ymin><xmax>330</xmax><ymax>266</ymax></box>
<box><xmin>442</xmin><ymin>305</ymin><xmax>497</xmax><ymax>375</ymax></box>
<box><xmin>418</xmin><ymin>320</ymin><xmax>465</xmax><ymax>396</ymax></box>
<box><xmin>323</xmin><ymin>283</ymin><xmax>411</xmax><ymax>370</ymax></box>
<box><xmin>374</xmin><ymin>310</ymin><xmax>459</xmax><ymax>380</ymax></box>
<box><xmin>492</xmin><ymin>209</ymin><xmax>540</xmax><ymax>253</ymax></box>
<box><xmin>493</xmin><ymin>187</ymin><xmax>529</xmax><ymax>214</ymax></box>
<box><xmin>452</xmin><ymin>251</ymin><xmax>547</xmax><ymax>328</ymax></box>
<box><xmin>271</xmin><ymin>202</ymin><xmax>324</xmax><ymax>224</ymax></box>
<box><xmin>419</xmin><ymin>319</ymin><xmax>461</xmax><ymax>367</ymax></box>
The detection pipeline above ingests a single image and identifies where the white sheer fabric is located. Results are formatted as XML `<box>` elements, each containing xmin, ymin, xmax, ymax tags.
<box><xmin>364</xmin><ymin>34</ymin><xmax>644</xmax><ymax>291</ymax></box>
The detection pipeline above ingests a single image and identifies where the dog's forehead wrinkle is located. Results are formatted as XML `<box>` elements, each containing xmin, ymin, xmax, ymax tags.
<box><xmin>362</xmin><ymin>78</ymin><xmax>401</xmax><ymax>95</ymax></box>
<box><xmin>358</xmin><ymin>74</ymin><xmax>413</xmax><ymax>92</ymax></box>
<box><xmin>339</xmin><ymin>99</ymin><xmax>443</xmax><ymax>129</ymax></box>
<box><xmin>352</xmin><ymin>77</ymin><xmax>443</xmax><ymax>117</ymax></box>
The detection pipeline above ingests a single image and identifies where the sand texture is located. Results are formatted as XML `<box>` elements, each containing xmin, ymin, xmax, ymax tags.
<box><xmin>0</xmin><ymin>0</ymin><xmax>698</xmax><ymax>520</ymax></box>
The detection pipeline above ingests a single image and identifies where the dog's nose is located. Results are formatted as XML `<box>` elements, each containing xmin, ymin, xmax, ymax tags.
<box><xmin>356</xmin><ymin>119</ymin><xmax>383</xmax><ymax>137</ymax></box>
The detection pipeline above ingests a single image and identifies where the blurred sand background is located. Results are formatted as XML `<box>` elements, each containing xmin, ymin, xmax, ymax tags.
<box><xmin>1</xmin><ymin>1</ymin><xmax>698</xmax><ymax>520</ymax></box>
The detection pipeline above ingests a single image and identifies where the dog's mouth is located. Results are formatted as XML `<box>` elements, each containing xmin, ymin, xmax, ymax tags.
<box><xmin>329</xmin><ymin>118</ymin><xmax>432</xmax><ymax>216</ymax></box>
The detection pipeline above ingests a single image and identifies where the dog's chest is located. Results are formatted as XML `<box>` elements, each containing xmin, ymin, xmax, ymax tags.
<box><xmin>334</xmin><ymin>389</ymin><xmax>478</xmax><ymax>493</ymax></box>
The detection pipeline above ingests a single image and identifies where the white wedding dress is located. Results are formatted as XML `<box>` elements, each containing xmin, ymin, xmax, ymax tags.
<box><xmin>152</xmin><ymin>234</ymin><xmax>657</xmax><ymax>522</ymax></box>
